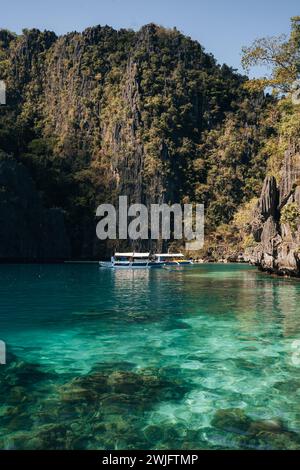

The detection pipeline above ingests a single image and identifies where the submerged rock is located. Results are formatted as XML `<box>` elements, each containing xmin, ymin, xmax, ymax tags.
<box><xmin>274</xmin><ymin>379</ymin><xmax>300</xmax><ymax>393</ymax></box>
<box><xmin>143</xmin><ymin>424</ymin><xmax>164</xmax><ymax>443</ymax></box>
<box><xmin>212</xmin><ymin>408</ymin><xmax>252</xmax><ymax>434</ymax></box>
<box><xmin>211</xmin><ymin>408</ymin><xmax>300</xmax><ymax>450</ymax></box>
<box><xmin>242</xmin><ymin>429</ymin><xmax>300</xmax><ymax>450</ymax></box>
<box><xmin>248</xmin><ymin>418</ymin><xmax>285</xmax><ymax>433</ymax></box>
<box><xmin>4</xmin><ymin>362</ymin><xmax>189</xmax><ymax>449</ymax></box>
<box><xmin>60</xmin><ymin>366</ymin><xmax>188</xmax><ymax>408</ymax></box>
<box><xmin>106</xmin><ymin>371</ymin><xmax>144</xmax><ymax>394</ymax></box>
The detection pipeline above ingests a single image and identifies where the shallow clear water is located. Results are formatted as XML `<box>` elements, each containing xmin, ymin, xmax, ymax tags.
<box><xmin>1</xmin><ymin>263</ymin><xmax>300</xmax><ymax>449</ymax></box>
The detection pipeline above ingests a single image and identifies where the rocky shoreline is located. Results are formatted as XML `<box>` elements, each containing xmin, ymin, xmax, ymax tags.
<box><xmin>244</xmin><ymin>148</ymin><xmax>300</xmax><ymax>277</ymax></box>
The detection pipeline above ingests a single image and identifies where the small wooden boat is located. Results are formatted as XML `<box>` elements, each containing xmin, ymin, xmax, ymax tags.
<box><xmin>152</xmin><ymin>253</ymin><xmax>193</xmax><ymax>266</ymax></box>
<box><xmin>99</xmin><ymin>252</ymin><xmax>151</xmax><ymax>269</ymax></box>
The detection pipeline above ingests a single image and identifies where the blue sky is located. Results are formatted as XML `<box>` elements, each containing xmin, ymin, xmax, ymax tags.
<box><xmin>0</xmin><ymin>0</ymin><xmax>298</xmax><ymax>75</ymax></box>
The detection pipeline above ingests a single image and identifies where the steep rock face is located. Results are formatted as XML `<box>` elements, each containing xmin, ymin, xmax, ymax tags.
<box><xmin>0</xmin><ymin>25</ymin><xmax>269</xmax><ymax>258</ymax></box>
<box><xmin>279</xmin><ymin>148</ymin><xmax>300</xmax><ymax>203</ymax></box>
<box><xmin>245</xmin><ymin>150</ymin><xmax>300</xmax><ymax>275</ymax></box>
<box><xmin>0</xmin><ymin>154</ymin><xmax>70</xmax><ymax>260</ymax></box>
<box><xmin>259</xmin><ymin>176</ymin><xmax>278</xmax><ymax>219</ymax></box>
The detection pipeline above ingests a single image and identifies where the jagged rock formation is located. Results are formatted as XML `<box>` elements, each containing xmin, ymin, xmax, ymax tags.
<box><xmin>245</xmin><ymin>148</ymin><xmax>300</xmax><ymax>275</ymax></box>
<box><xmin>0</xmin><ymin>153</ymin><xmax>70</xmax><ymax>260</ymax></box>
<box><xmin>0</xmin><ymin>25</ymin><xmax>269</xmax><ymax>259</ymax></box>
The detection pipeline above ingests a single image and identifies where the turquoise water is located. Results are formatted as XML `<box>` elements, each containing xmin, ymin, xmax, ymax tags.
<box><xmin>1</xmin><ymin>263</ymin><xmax>300</xmax><ymax>449</ymax></box>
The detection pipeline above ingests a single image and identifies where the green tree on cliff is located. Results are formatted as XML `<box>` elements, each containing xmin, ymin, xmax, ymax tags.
<box><xmin>242</xmin><ymin>16</ymin><xmax>300</xmax><ymax>93</ymax></box>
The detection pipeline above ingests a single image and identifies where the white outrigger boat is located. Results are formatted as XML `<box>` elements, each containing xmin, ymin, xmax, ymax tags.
<box><xmin>153</xmin><ymin>253</ymin><xmax>193</xmax><ymax>266</ymax></box>
<box><xmin>99</xmin><ymin>252</ymin><xmax>151</xmax><ymax>269</ymax></box>
<box><xmin>99</xmin><ymin>252</ymin><xmax>193</xmax><ymax>269</ymax></box>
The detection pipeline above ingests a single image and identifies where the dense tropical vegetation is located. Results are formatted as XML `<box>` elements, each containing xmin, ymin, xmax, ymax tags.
<box><xmin>0</xmin><ymin>19</ymin><xmax>299</xmax><ymax>259</ymax></box>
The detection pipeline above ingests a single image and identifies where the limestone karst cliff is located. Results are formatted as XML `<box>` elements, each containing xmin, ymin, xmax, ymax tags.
<box><xmin>245</xmin><ymin>146</ymin><xmax>300</xmax><ymax>275</ymax></box>
<box><xmin>0</xmin><ymin>24</ymin><xmax>271</xmax><ymax>259</ymax></box>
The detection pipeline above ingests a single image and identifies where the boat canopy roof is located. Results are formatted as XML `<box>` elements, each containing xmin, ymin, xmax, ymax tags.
<box><xmin>155</xmin><ymin>253</ymin><xmax>184</xmax><ymax>258</ymax></box>
<box><xmin>114</xmin><ymin>252</ymin><xmax>150</xmax><ymax>258</ymax></box>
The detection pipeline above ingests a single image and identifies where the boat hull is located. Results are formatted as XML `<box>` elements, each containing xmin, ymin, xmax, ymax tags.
<box><xmin>164</xmin><ymin>261</ymin><xmax>193</xmax><ymax>266</ymax></box>
<box><xmin>99</xmin><ymin>259</ymin><xmax>193</xmax><ymax>269</ymax></box>
<box><xmin>148</xmin><ymin>262</ymin><xmax>164</xmax><ymax>268</ymax></box>
<box><xmin>99</xmin><ymin>261</ymin><xmax>150</xmax><ymax>269</ymax></box>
